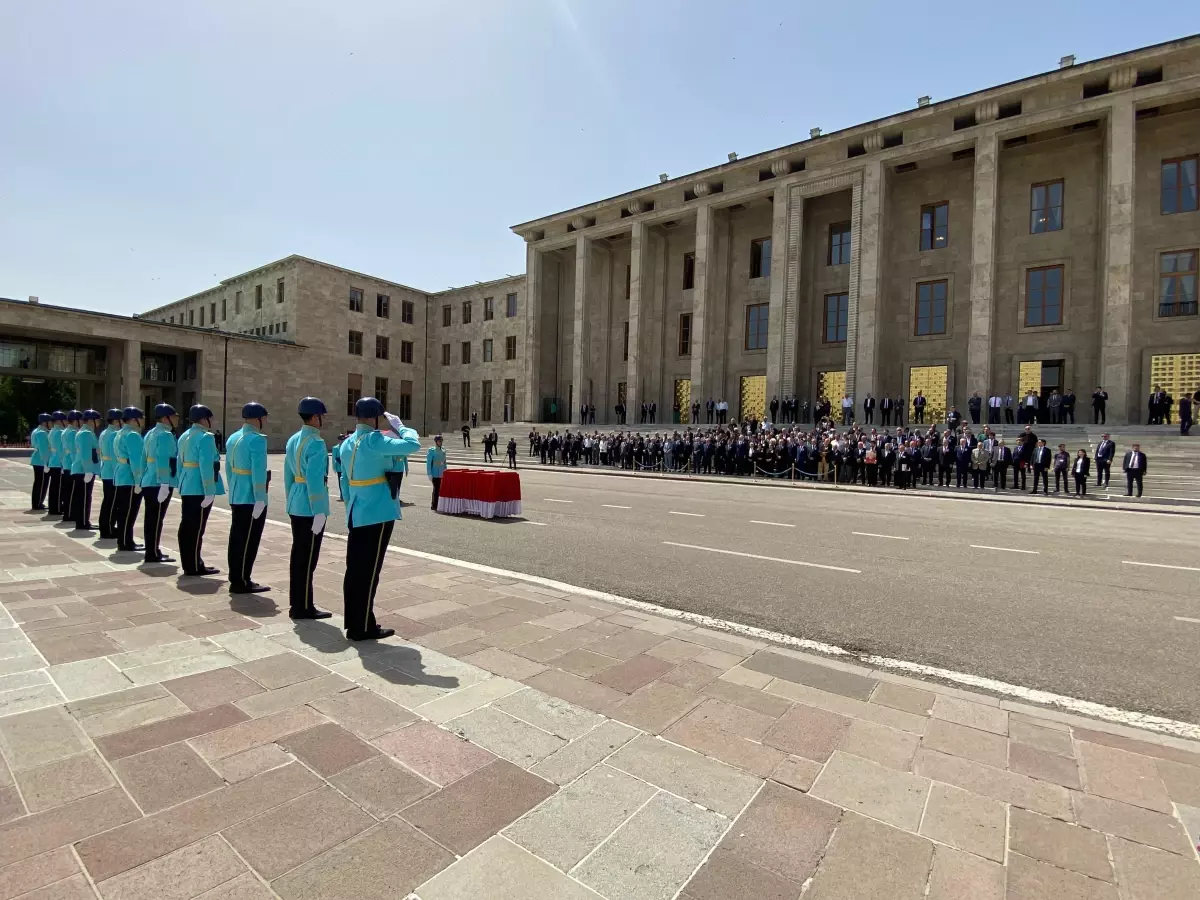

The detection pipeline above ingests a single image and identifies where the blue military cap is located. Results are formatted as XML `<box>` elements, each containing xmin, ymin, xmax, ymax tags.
<box><xmin>106</xmin><ymin>408</ymin><xmax>124</xmax><ymax>422</ymax></box>
<box><xmin>241</xmin><ymin>401</ymin><xmax>268</xmax><ymax>419</ymax></box>
<box><xmin>153</xmin><ymin>403</ymin><xmax>177</xmax><ymax>419</ymax></box>
<box><xmin>354</xmin><ymin>396</ymin><xmax>385</xmax><ymax>418</ymax></box>
<box><xmin>51</xmin><ymin>410</ymin><xmax>67</xmax><ymax>421</ymax></box>
<box><xmin>297</xmin><ymin>396</ymin><xmax>327</xmax><ymax>417</ymax></box>
<box><xmin>37</xmin><ymin>412</ymin><xmax>52</xmax><ymax>424</ymax></box>
<box><xmin>82</xmin><ymin>409</ymin><xmax>102</xmax><ymax>421</ymax></box>
<box><xmin>122</xmin><ymin>406</ymin><xmax>144</xmax><ymax>421</ymax></box>
<box><xmin>66</xmin><ymin>409</ymin><xmax>83</xmax><ymax>422</ymax></box>
<box><xmin>189</xmin><ymin>404</ymin><xmax>214</xmax><ymax>421</ymax></box>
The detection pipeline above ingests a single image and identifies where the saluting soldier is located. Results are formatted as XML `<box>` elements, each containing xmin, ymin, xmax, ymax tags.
<box><xmin>177</xmin><ymin>404</ymin><xmax>222</xmax><ymax>577</ymax></box>
<box><xmin>29</xmin><ymin>413</ymin><xmax>51</xmax><ymax>511</ymax></box>
<box><xmin>339</xmin><ymin>397</ymin><xmax>420</xmax><ymax>641</ymax></box>
<box><xmin>141</xmin><ymin>404</ymin><xmax>179</xmax><ymax>563</ymax></box>
<box><xmin>112</xmin><ymin>407</ymin><xmax>146</xmax><ymax>553</ymax></box>
<box><xmin>98</xmin><ymin>409</ymin><xmax>123</xmax><ymax>539</ymax></box>
<box><xmin>59</xmin><ymin>410</ymin><xmax>80</xmax><ymax>522</ymax></box>
<box><xmin>226</xmin><ymin>402</ymin><xmax>270</xmax><ymax>594</ymax></box>
<box><xmin>46</xmin><ymin>411</ymin><xmax>66</xmax><ymax>515</ymax></box>
<box><xmin>285</xmin><ymin>397</ymin><xmax>332</xmax><ymax>619</ymax></box>
<box><xmin>70</xmin><ymin>410</ymin><xmax>102</xmax><ymax>530</ymax></box>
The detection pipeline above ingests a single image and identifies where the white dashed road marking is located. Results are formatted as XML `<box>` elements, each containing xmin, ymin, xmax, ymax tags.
<box><xmin>1123</xmin><ymin>560</ymin><xmax>1200</xmax><ymax>572</ymax></box>
<box><xmin>1174</xmin><ymin>616</ymin><xmax>1200</xmax><ymax>624</ymax></box>
<box><xmin>970</xmin><ymin>545</ymin><xmax>1039</xmax><ymax>555</ymax></box>
<box><xmin>523</xmin><ymin>521</ymin><xmax>548</xmax><ymax>526</ymax></box>
<box><xmin>668</xmin><ymin>511</ymin><xmax>705</xmax><ymax>517</ymax></box>
<box><xmin>662</xmin><ymin>541</ymin><xmax>861</xmax><ymax>574</ymax></box>
<box><xmin>853</xmin><ymin>532</ymin><xmax>910</xmax><ymax>540</ymax></box>
<box><xmin>543</xmin><ymin>498</ymin><xmax>573</xmax><ymax>503</ymax></box>
<box><xmin>601</xmin><ymin>504</ymin><xmax>632</xmax><ymax>509</ymax></box>
<box><xmin>750</xmin><ymin>520</ymin><xmax>795</xmax><ymax>528</ymax></box>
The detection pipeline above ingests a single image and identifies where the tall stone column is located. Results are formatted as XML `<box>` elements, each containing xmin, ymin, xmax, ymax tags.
<box><xmin>525</xmin><ymin>243</ymin><xmax>542</xmax><ymax>420</ymax></box>
<box><xmin>1100</xmin><ymin>95</ymin><xmax>1135</xmax><ymax>424</ymax></box>
<box><xmin>849</xmin><ymin>161</ymin><xmax>885</xmax><ymax>402</ymax></box>
<box><xmin>625</xmin><ymin>221</ymin><xmax>653</xmax><ymax>423</ymax></box>
<box><xmin>967</xmin><ymin>129</ymin><xmax>1000</xmax><ymax>401</ymax></box>
<box><xmin>122</xmin><ymin>339</ymin><xmax>142</xmax><ymax>408</ymax></box>
<box><xmin>571</xmin><ymin>234</ymin><xmax>591</xmax><ymax>425</ymax></box>
<box><xmin>765</xmin><ymin>185</ymin><xmax>796</xmax><ymax>403</ymax></box>
<box><xmin>690</xmin><ymin>204</ymin><xmax>714</xmax><ymax>405</ymax></box>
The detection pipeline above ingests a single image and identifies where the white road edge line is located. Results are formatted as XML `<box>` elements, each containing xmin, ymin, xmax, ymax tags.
<box><xmin>601</xmin><ymin>504</ymin><xmax>632</xmax><ymax>509</ymax></box>
<box><xmin>1174</xmin><ymin>616</ymin><xmax>1200</xmax><ymax>624</ymax></box>
<box><xmin>853</xmin><ymin>532</ymin><xmax>910</xmax><ymax>541</ymax></box>
<box><xmin>543</xmin><ymin>499</ymin><xmax>573</xmax><ymax>503</ymax></box>
<box><xmin>662</xmin><ymin>541</ymin><xmax>861</xmax><ymax>574</ymax></box>
<box><xmin>167</xmin><ymin>506</ymin><xmax>1200</xmax><ymax>742</ymax></box>
<box><xmin>1123</xmin><ymin>560</ymin><xmax>1200</xmax><ymax>572</ymax></box>
<box><xmin>970</xmin><ymin>544</ymin><xmax>1039</xmax><ymax>555</ymax></box>
<box><xmin>750</xmin><ymin>520</ymin><xmax>794</xmax><ymax>528</ymax></box>
<box><xmin>668</xmin><ymin>511</ymin><xmax>705</xmax><ymax>517</ymax></box>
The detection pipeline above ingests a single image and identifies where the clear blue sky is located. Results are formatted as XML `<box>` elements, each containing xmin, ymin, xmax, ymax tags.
<box><xmin>0</xmin><ymin>1</ymin><xmax>1188</xmax><ymax>315</ymax></box>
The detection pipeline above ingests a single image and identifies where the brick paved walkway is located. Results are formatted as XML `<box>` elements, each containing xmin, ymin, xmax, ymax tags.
<box><xmin>0</xmin><ymin>480</ymin><xmax>1198</xmax><ymax>898</ymax></box>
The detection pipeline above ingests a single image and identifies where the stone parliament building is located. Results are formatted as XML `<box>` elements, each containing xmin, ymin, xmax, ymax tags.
<box><xmin>2</xmin><ymin>35</ymin><xmax>1198</xmax><ymax>445</ymax></box>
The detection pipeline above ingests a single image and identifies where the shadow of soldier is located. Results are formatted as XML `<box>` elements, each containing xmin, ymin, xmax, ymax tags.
<box><xmin>291</xmin><ymin>619</ymin><xmax>460</xmax><ymax>691</ymax></box>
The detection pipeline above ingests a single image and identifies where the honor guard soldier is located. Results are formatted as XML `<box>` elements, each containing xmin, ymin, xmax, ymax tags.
<box><xmin>177</xmin><ymin>404</ymin><xmax>222</xmax><ymax>577</ymax></box>
<box><xmin>46</xmin><ymin>410</ymin><xmax>66</xmax><ymax>515</ymax></box>
<box><xmin>226</xmin><ymin>402</ymin><xmax>270</xmax><ymax>593</ymax></box>
<box><xmin>29</xmin><ymin>413</ymin><xmax>51</xmax><ymax>510</ymax></box>
<box><xmin>141</xmin><ymin>404</ymin><xmax>179</xmax><ymax>563</ymax></box>
<box><xmin>339</xmin><ymin>397</ymin><xmax>420</xmax><ymax>641</ymax></box>
<box><xmin>71</xmin><ymin>410</ymin><xmax>102</xmax><ymax>530</ymax></box>
<box><xmin>112</xmin><ymin>407</ymin><xmax>146</xmax><ymax>552</ymax></box>
<box><xmin>60</xmin><ymin>410</ymin><xmax>81</xmax><ymax>522</ymax></box>
<box><xmin>286</xmin><ymin>397</ymin><xmax>332</xmax><ymax>619</ymax></box>
<box><xmin>98</xmin><ymin>410</ymin><xmax>123</xmax><ymax>539</ymax></box>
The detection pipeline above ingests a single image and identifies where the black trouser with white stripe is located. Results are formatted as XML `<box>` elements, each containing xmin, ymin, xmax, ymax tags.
<box><xmin>142</xmin><ymin>487</ymin><xmax>172</xmax><ymax>561</ymax></box>
<box><xmin>99</xmin><ymin>479</ymin><xmax>116</xmax><ymax>539</ymax></box>
<box><xmin>113</xmin><ymin>486</ymin><xmax>143</xmax><ymax>551</ymax></box>
<box><xmin>71</xmin><ymin>476</ymin><xmax>94</xmax><ymax>529</ymax></box>
<box><xmin>61</xmin><ymin>472</ymin><xmax>76</xmax><ymax>522</ymax></box>
<box><xmin>31</xmin><ymin>465</ymin><xmax>46</xmax><ymax>510</ymax></box>
<box><xmin>46</xmin><ymin>467</ymin><xmax>62</xmax><ymax>514</ymax></box>
<box><xmin>228</xmin><ymin>503</ymin><xmax>266</xmax><ymax>590</ymax></box>
<box><xmin>178</xmin><ymin>495</ymin><xmax>212</xmax><ymax>575</ymax></box>
<box><xmin>289</xmin><ymin>515</ymin><xmax>324</xmax><ymax>615</ymax></box>
<box><xmin>343</xmin><ymin>519</ymin><xmax>393</xmax><ymax>637</ymax></box>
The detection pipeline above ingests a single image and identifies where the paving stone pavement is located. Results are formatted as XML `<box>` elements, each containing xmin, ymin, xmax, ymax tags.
<box><xmin>0</xmin><ymin>487</ymin><xmax>1198</xmax><ymax>899</ymax></box>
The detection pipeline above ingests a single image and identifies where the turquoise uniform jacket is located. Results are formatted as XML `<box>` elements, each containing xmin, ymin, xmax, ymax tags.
<box><xmin>338</xmin><ymin>425</ymin><xmax>421</xmax><ymax>528</ymax></box>
<box><xmin>285</xmin><ymin>426</ymin><xmax>330</xmax><ymax>518</ymax></box>
<box><xmin>72</xmin><ymin>429</ymin><xmax>101</xmax><ymax>476</ymax></box>
<box><xmin>225</xmin><ymin>425</ymin><xmax>268</xmax><ymax>506</ymax></box>
<box><xmin>60</xmin><ymin>427</ymin><xmax>76</xmax><ymax>474</ymax></box>
<box><xmin>140</xmin><ymin>424</ymin><xmax>178</xmax><ymax>489</ymax></box>
<box><xmin>114</xmin><ymin>426</ymin><xmax>145</xmax><ymax>488</ymax></box>
<box><xmin>47</xmin><ymin>425</ymin><xmax>63</xmax><ymax>468</ymax></box>
<box><xmin>178</xmin><ymin>426</ymin><xmax>224</xmax><ymax>497</ymax></box>
<box><xmin>425</xmin><ymin>446</ymin><xmax>447</xmax><ymax>478</ymax></box>
<box><xmin>331</xmin><ymin>442</ymin><xmax>342</xmax><ymax>476</ymax></box>
<box><xmin>99</xmin><ymin>426</ymin><xmax>119</xmax><ymax>480</ymax></box>
<box><xmin>30</xmin><ymin>427</ymin><xmax>50</xmax><ymax>467</ymax></box>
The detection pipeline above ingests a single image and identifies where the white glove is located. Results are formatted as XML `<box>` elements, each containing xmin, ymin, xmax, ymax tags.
<box><xmin>384</xmin><ymin>412</ymin><xmax>404</xmax><ymax>434</ymax></box>
<box><xmin>311</xmin><ymin>513</ymin><xmax>326</xmax><ymax>535</ymax></box>
<box><xmin>132</xmin><ymin>485</ymin><xmax>141</xmax><ymax>494</ymax></box>
<box><xmin>157</xmin><ymin>484</ymin><xmax>169</xmax><ymax>503</ymax></box>
<box><xmin>252</xmin><ymin>501</ymin><xmax>265</xmax><ymax>519</ymax></box>
<box><xmin>84</xmin><ymin>473</ymin><xmax>94</xmax><ymax>484</ymax></box>
<box><xmin>201</xmin><ymin>495</ymin><xmax>214</xmax><ymax>508</ymax></box>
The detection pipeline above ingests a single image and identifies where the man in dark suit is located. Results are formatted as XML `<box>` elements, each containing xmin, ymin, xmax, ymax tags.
<box><xmin>991</xmin><ymin>439</ymin><xmax>1012</xmax><ymax>491</ymax></box>
<box><xmin>1061</xmin><ymin>388</ymin><xmax>1077</xmax><ymax>424</ymax></box>
<box><xmin>1030</xmin><ymin>439</ymin><xmax>1052</xmax><ymax>495</ymax></box>
<box><xmin>1122</xmin><ymin>443</ymin><xmax>1148</xmax><ymax>497</ymax></box>
<box><xmin>1094</xmin><ymin>434</ymin><xmax>1115</xmax><ymax>487</ymax></box>
<box><xmin>880</xmin><ymin>396</ymin><xmax>892</xmax><ymax>427</ymax></box>
<box><xmin>1092</xmin><ymin>386</ymin><xmax>1108</xmax><ymax>425</ymax></box>
<box><xmin>954</xmin><ymin>439</ymin><xmax>972</xmax><ymax>488</ymax></box>
<box><xmin>1180</xmin><ymin>394</ymin><xmax>1193</xmax><ymax>437</ymax></box>
<box><xmin>920</xmin><ymin>438</ymin><xmax>937</xmax><ymax>485</ymax></box>
<box><xmin>968</xmin><ymin>393</ymin><xmax>982</xmax><ymax>425</ymax></box>
<box><xmin>863</xmin><ymin>394</ymin><xmax>875</xmax><ymax>425</ymax></box>
<box><xmin>913</xmin><ymin>392</ymin><xmax>927</xmax><ymax>425</ymax></box>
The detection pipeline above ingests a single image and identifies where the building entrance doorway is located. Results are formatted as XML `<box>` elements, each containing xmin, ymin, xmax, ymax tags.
<box><xmin>739</xmin><ymin>375</ymin><xmax>766</xmax><ymax>421</ymax></box>
<box><xmin>1018</xmin><ymin>359</ymin><xmax>1064</xmax><ymax>423</ymax></box>
<box><xmin>817</xmin><ymin>370</ymin><xmax>846</xmax><ymax>407</ymax></box>
<box><xmin>909</xmin><ymin>365</ymin><xmax>948</xmax><ymax>424</ymax></box>
<box><xmin>1150</xmin><ymin>353</ymin><xmax>1200</xmax><ymax>408</ymax></box>
<box><xmin>674</xmin><ymin>379</ymin><xmax>691</xmax><ymax>423</ymax></box>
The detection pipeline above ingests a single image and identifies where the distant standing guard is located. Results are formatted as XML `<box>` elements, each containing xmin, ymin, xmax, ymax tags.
<box><xmin>70</xmin><ymin>410</ymin><xmax>102</xmax><ymax>530</ymax></box>
<box><xmin>426</xmin><ymin>434</ymin><xmax>446</xmax><ymax>509</ymax></box>
<box><xmin>98</xmin><ymin>409</ymin><xmax>123</xmax><ymax>539</ymax></box>
<box><xmin>331</xmin><ymin>434</ymin><xmax>344</xmax><ymax>501</ymax></box>
<box><xmin>112</xmin><ymin>407</ymin><xmax>146</xmax><ymax>552</ymax></box>
<box><xmin>285</xmin><ymin>397</ymin><xmax>332</xmax><ymax>619</ymax></box>
<box><xmin>177</xmin><ymin>404</ymin><xmax>222</xmax><ymax>576</ymax></box>
<box><xmin>29</xmin><ymin>413</ymin><xmax>51</xmax><ymax>510</ymax></box>
<box><xmin>46</xmin><ymin>410</ymin><xmax>66</xmax><ymax>515</ymax></box>
<box><xmin>226</xmin><ymin>402</ymin><xmax>270</xmax><ymax>593</ymax></box>
<box><xmin>340</xmin><ymin>397</ymin><xmax>420</xmax><ymax>641</ymax></box>
<box><xmin>59</xmin><ymin>410</ymin><xmax>80</xmax><ymax>522</ymax></box>
<box><xmin>141</xmin><ymin>404</ymin><xmax>179</xmax><ymax>563</ymax></box>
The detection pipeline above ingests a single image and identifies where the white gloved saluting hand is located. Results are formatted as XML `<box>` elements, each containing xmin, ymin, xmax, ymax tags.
<box><xmin>252</xmin><ymin>500</ymin><xmax>265</xmax><ymax>519</ymax></box>
<box><xmin>201</xmin><ymin>495</ymin><xmax>214</xmax><ymax>508</ymax></box>
<box><xmin>384</xmin><ymin>412</ymin><xmax>404</xmax><ymax>436</ymax></box>
<box><xmin>157</xmin><ymin>484</ymin><xmax>169</xmax><ymax>503</ymax></box>
<box><xmin>311</xmin><ymin>513</ymin><xmax>326</xmax><ymax>535</ymax></box>
<box><xmin>84</xmin><ymin>473</ymin><xmax>94</xmax><ymax>484</ymax></box>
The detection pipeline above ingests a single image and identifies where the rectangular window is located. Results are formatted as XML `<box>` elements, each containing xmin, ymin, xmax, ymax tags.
<box><xmin>349</xmin><ymin>288</ymin><xmax>363</xmax><ymax>312</ymax></box>
<box><xmin>625</xmin><ymin>264</ymin><xmax>632</xmax><ymax>299</ymax></box>
<box><xmin>282</xmin><ymin>321</ymin><xmax>287</xmax><ymax>333</ymax></box>
<box><xmin>920</xmin><ymin>202</ymin><xmax>949</xmax><ymax>251</ymax></box>
<box><xmin>460</xmin><ymin>382</ymin><xmax>470</xmax><ymax>421</ymax></box>
<box><xmin>169</xmin><ymin>315</ymin><xmax>174</xmax><ymax>324</ymax></box>
<box><xmin>745</xmin><ymin>303</ymin><xmax>769</xmax><ymax>350</ymax></box>
<box><xmin>199</xmin><ymin>307</ymin><xmax>205</xmax><ymax>327</ymax></box>
<box><xmin>400</xmin><ymin>340</ymin><xmax>413</xmax><ymax>364</ymax></box>
<box><xmin>678</xmin><ymin>313</ymin><xmax>692</xmax><ymax>356</ymax></box>
<box><xmin>481</xmin><ymin>380</ymin><xmax>493</xmax><ymax>421</ymax></box>
<box><xmin>1031</xmin><ymin>180</ymin><xmax>1064</xmax><ymax>233</ymax></box>
<box><xmin>277</xmin><ymin>278</ymin><xmax>285</xmax><ymax>304</ymax></box>
<box><xmin>1162</xmin><ymin>156</ymin><xmax>1199</xmax><ymax>215</ymax></box>
<box><xmin>439</xmin><ymin>383</ymin><xmax>450</xmax><ymax>421</ymax></box>
<box><xmin>1024</xmin><ymin>266</ymin><xmax>1064</xmax><ymax>326</ymax></box>
<box><xmin>235</xmin><ymin>290</ymin><xmax>242</xmax><ymax>313</ymax></box>
<box><xmin>483</xmin><ymin>338</ymin><xmax>493</xmax><ymax>362</ymax></box>
<box><xmin>915</xmin><ymin>280</ymin><xmax>949</xmax><ymax>335</ymax></box>
<box><xmin>504</xmin><ymin>379</ymin><xmax>516</xmax><ymax>420</ymax></box>
<box><xmin>442</xmin><ymin>305</ymin><xmax>452</xmax><ymax>327</ymax></box>
<box><xmin>462</xmin><ymin>301</ymin><xmax>472</xmax><ymax>324</ymax></box>
<box><xmin>750</xmin><ymin>237</ymin><xmax>772</xmax><ymax>278</ymax></box>
<box><xmin>823</xmin><ymin>292</ymin><xmax>849</xmax><ymax>343</ymax></box>
<box><xmin>505</xmin><ymin>335</ymin><xmax>517</xmax><ymax>360</ymax></box>
<box><xmin>376</xmin><ymin>294</ymin><xmax>390</xmax><ymax>318</ymax></box>
<box><xmin>209</xmin><ymin>302</ymin><xmax>215</xmax><ymax>323</ymax></box>
<box><xmin>461</xmin><ymin>341</ymin><xmax>471</xmax><ymax>364</ymax></box>
<box><xmin>376</xmin><ymin>335</ymin><xmax>389</xmax><ymax>359</ymax></box>
<box><xmin>346</xmin><ymin>373</ymin><xmax>362</xmax><ymax>415</ymax></box>
<box><xmin>484</xmin><ymin>296</ymin><xmax>494</xmax><ymax>320</ymax></box>
<box><xmin>348</xmin><ymin>330</ymin><xmax>363</xmax><ymax>355</ymax></box>
<box><xmin>828</xmin><ymin>222</ymin><xmax>852</xmax><ymax>265</ymax></box>
<box><xmin>1160</xmin><ymin>250</ymin><xmax>1198</xmax><ymax>317</ymax></box>
<box><xmin>399</xmin><ymin>381</ymin><xmax>412</xmax><ymax>419</ymax></box>
<box><xmin>505</xmin><ymin>292</ymin><xmax>517</xmax><ymax>317</ymax></box>
<box><xmin>401</xmin><ymin>299</ymin><xmax>414</xmax><ymax>324</ymax></box>
<box><xmin>255</xmin><ymin>284</ymin><xmax>263</xmax><ymax>309</ymax></box>
<box><xmin>374</xmin><ymin>377</ymin><xmax>388</xmax><ymax>409</ymax></box>
<box><xmin>682</xmin><ymin>252</ymin><xmax>695</xmax><ymax>290</ymax></box>
<box><xmin>441</xmin><ymin>343</ymin><xmax>451</xmax><ymax>366</ymax></box>
<box><xmin>221</xmin><ymin>297</ymin><xmax>227</xmax><ymax>320</ymax></box>
<box><xmin>623</xmin><ymin>321</ymin><xmax>629</xmax><ymax>361</ymax></box>
<box><xmin>188</xmin><ymin>309</ymin><xmax>194</xmax><ymax>326</ymax></box>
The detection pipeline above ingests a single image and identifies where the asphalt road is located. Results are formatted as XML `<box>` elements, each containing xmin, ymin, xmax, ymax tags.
<box><xmin>6</xmin><ymin>456</ymin><xmax>1200</xmax><ymax>722</ymax></box>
